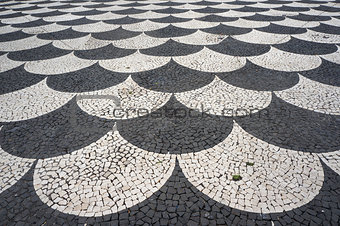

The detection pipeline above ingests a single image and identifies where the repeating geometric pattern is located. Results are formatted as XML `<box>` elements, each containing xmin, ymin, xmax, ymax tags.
<box><xmin>0</xmin><ymin>0</ymin><xmax>339</xmax><ymax>225</ymax></box>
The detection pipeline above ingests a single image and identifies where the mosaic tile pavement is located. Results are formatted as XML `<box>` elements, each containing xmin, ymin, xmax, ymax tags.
<box><xmin>0</xmin><ymin>0</ymin><xmax>340</xmax><ymax>225</ymax></box>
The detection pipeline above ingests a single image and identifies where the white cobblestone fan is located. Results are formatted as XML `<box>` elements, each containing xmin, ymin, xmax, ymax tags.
<box><xmin>53</xmin><ymin>35</ymin><xmax>110</xmax><ymax>50</ymax></box>
<box><xmin>172</xmin><ymin>30</ymin><xmax>225</xmax><ymax>45</ymax></box>
<box><xmin>233</xmin><ymin>29</ymin><xmax>290</xmax><ymax>44</ymax></box>
<box><xmin>174</xmin><ymin>48</ymin><xmax>246</xmax><ymax>72</ymax></box>
<box><xmin>100</xmin><ymin>52</ymin><xmax>171</xmax><ymax>73</ymax></box>
<box><xmin>179</xmin><ymin>123</ymin><xmax>324</xmax><ymax>213</ymax></box>
<box><xmin>248</xmin><ymin>47</ymin><xmax>322</xmax><ymax>71</ymax></box>
<box><xmin>111</xmin><ymin>33</ymin><xmax>169</xmax><ymax>49</ymax></box>
<box><xmin>77</xmin><ymin>77</ymin><xmax>172</xmax><ymax>119</ymax></box>
<box><xmin>0</xmin><ymin>36</ymin><xmax>51</xmax><ymax>51</ymax></box>
<box><xmin>0</xmin><ymin>54</ymin><xmax>24</xmax><ymax>73</ymax></box>
<box><xmin>33</xmin><ymin>131</ymin><xmax>175</xmax><ymax>217</ymax></box>
<box><xmin>24</xmin><ymin>53</ymin><xmax>96</xmax><ymax>75</ymax></box>
<box><xmin>276</xmin><ymin>74</ymin><xmax>340</xmax><ymax>115</ymax></box>
<box><xmin>175</xmin><ymin>76</ymin><xmax>271</xmax><ymax>116</ymax></box>
<box><xmin>0</xmin><ymin>79</ymin><xmax>75</xmax><ymax>122</ymax></box>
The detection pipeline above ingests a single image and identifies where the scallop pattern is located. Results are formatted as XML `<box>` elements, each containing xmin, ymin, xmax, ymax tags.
<box><xmin>0</xmin><ymin>0</ymin><xmax>339</xmax><ymax>225</ymax></box>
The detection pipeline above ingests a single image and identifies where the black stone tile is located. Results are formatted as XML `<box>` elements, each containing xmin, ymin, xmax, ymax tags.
<box><xmin>236</xmin><ymin>94</ymin><xmax>340</xmax><ymax>153</ymax></box>
<box><xmin>217</xmin><ymin>60</ymin><xmax>299</xmax><ymax>91</ymax></box>
<box><xmin>47</xmin><ymin>63</ymin><xmax>128</xmax><ymax>93</ymax></box>
<box><xmin>57</xmin><ymin>17</ymin><xmax>96</xmax><ymax>26</ymax></box>
<box><xmin>7</xmin><ymin>43</ymin><xmax>71</xmax><ymax>61</ymax></box>
<box><xmin>257</xmin><ymin>23</ymin><xmax>307</xmax><ymax>34</ymax></box>
<box><xmin>12</xmin><ymin>18</ymin><xmax>51</xmax><ymax>28</ymax></box>
<box><xmin>244</xmin><ymin>13</ymin><xmax>285</xmax><ymax>22</ymax></box>
<box><xmin>32</xmin><ymin>10</ymin><xmax>66</xmax><ymax>17</ymax></box>
<box><xmin>145</xmin><ymin>24</ymin><xmax>196</xmax><ymax>38</ymax></box>
<box><xmin>193</xmin><ymin>6</ymin><xmax>229</xmax><ymax>14</ymax></box>
<box><xmin>0</xmin><ymin>65</ymin><xmax>46</xmax><ymax>95</ymax></box>
<box><xmin>12</xmin><ymin>5</ymin><xmax>41</xmax><ymax>11</ymax></box>
<box><xmin>155</xmin><ymin>1</ymin><xmax>185</xmax><ymax>7</ymax></box>
<box><xmin>202</xmin><ymin>24</ymin><xmax>252</xmax><ymax>36</ymax></box>
<box><xmin>234</xmin><ymin>6</ymin><xmax>270</xmax><ymax>12</ymax></box>
<box><xmin>0</xmin><ymin>30</ymin><xmax>33</xmax><ymax>42</ymax></box>
<box><xmin>263</xmin><ymin>0</ymin><xmax>293</xmax><ymax>4</ymax></box>
<box><xmin>117</xmin><ymin>97</ymin><xmax>233</xmax><ymax>154</ymax></box>
<box><xmin>207</xmin><ymin>37</ymin><xmax>270</xmax><ymax>56</ymax></box>
<box><xmin>288</xmin><ymin>14</ymin><xmax>331</xmax><ymax>21</ymax></box>
<box><xmin>132</xmin><ymin>59</ymin><xmax>214</xmax><ymax>93</ymax></box>
<box><xmin>197</xmin><ymin>14</ymin><xmax>238</xmax><ymax>22</ymax></box>
<box><xmin>0</xmin><ymin>12</ymin><xmax>25</xmax><ymax>19</ymax></box>
<box><xmin>150</xmin><ymin>15</ymin><xmax>191</xmax><ymax>23</ymax></box>
<box><xmin>313</xmin><ymin>5</ymin><xmax>340</xmax><ymax>12</ymax></box>
<box><xmin>72</xmin><ymin>9</ymin><xmax>107</xmax><ymax>16</ymax></box>
<box><xmin>227</xmin><ymin>1</ymin><xmax>257</xmax><ymax>5</ymax></box>
<box><xmin>113</xmin><ymin>8</ymin><xmax>147</xmax><ymax>15</ymax></box>
<box><xmin>153</xmin><ymin>7</ymin><xmax>188</xmax><ymax>14</ymax></box>
<box><xmin>191</xmin><ymin>1</ymin><xmax>222</xmax><ymax>6</ymax></box>
<box><xmin>37</xmin><ymin>28</ymin><xmax>88</xmax><ymax>40</ymax></box>
<box><xmin>92</xmin><ymin>27</ymin><xmax>141</xmax><ymax>40</ymax></box>
<box><xmin>84</xmin><ymin>3</ymin><xmax>117</xmax><ymax>8</ymax></box>
<box><xmin>140</xmin><ymin>39</ymin><xmax>203</xmax><ymax>57</ymax></box>
<box><xmin>275</xmin><ymin>5</ymin><xmax>311</xmax><ymax>12</ymax></box>
<box><xmin>0</xmin><ymin>98</ymin><xmax>115</xmax><ymax>159</ymax></box>
<box><xmin>74</xmin><ymin>44</ymin><xmax>136</xmax><ymax>60</ymax></box>
<box><xmin>310</xmin><ymin>23</ymin><xmax>340</xmax><ymax>35</ymax></box>
<box><xmin>300</xmin><ymin>59</ymin><xmax>340</xmax><ymax>87</ymax></box>
<box><xmin>103</xmin><ymin>16</ymin><xmax>145</xmax><ymax>25</ymax></box>
<box><xmin>274</xmin><ymin>37</ymin><xmax>338</xmax><ymax>55</ymax></box>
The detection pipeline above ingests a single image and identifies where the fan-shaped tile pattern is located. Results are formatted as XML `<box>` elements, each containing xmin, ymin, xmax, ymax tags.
<box><xmin>132</xmin><ymin>59</ymin><xmax>214</xmax><ymax>93</ymax></box>
<box><xmin>276</xmin><ymin>75</ymin><xmax>340</xmax><ymax>115</ymax></box>
<box><xmin>300</xmin><ymin>58</ymin><xmax>340</xmax><ymax>87</ymax></box>
<box><xmin>0</xmin><ymin>97</ymin><xmax>115</xmax><ymax>159</ymax></box>
<box><xmin>52</xmin><ymin>35</ymin><xmax>110</xmax><ymax>50</ymax></box>
<box><xmin>111</xmin><ymin>33</ymin><xmax>169</xmax><ymax>49</ymax></box>
<box><xmin>8</xmin><ymin>43</ymin><xmax>71</xmax><ymax>61</ymax></box>
<box><xmin>0</xmin><ymin>78</ymin><xmax>74</xmax><ymax>122</ymax></box>
<box><xmin>236</xmin><ymin>94</ymin><xmax>340</xmax><ymax>153</ymax></box>
<box><xmin>274</xmin><ymin>37</ymin><xmax>337</xmax><ymax>55</ymax></box>
<box><xmin>233</xmin><ymin>29</ymin><xmax>290</xmax><ymax>44</ymax></box>
<box><xmin>218</xmin><ymin>60</ymin><xmax>299</xmax><ymax>91</ymax></box>
<box><xmin>0</xmin><ymin>54</ymin><xmax>24</xmax><ymax>73</ymax></box>
<box><xmin>174</xmin><ymin>48</ymin><xmax>246</xmax><ymax>73</ymax></box>
<box><xmin>92</xmin><ymin>27</ymin><xmax>141</xmax><ymax>40</ymax></box>
<box><xmin>140</xmin><ymin>39</ymin><xmax>203</xmax><ymax>57</ymax></box>
<box><xmin>74</xmin><ymin>44</ymin><xmax>136</xmax><ymax>60</ymax></box>
<box><xmin>100</xmin><ymin>52</ymin><xmax>170</xmax><ymax>73</ymax></box>
<box><xmin>25</xmin><ymin>53</ymin><xmax>96</xmax><ymax>75</ymax></box>
<box><xmin>117</xmin><ymin>96</ymin><xmax>233</xmax><ymax>154</ymax></box>
<box><xmin>207</xmin><ymin>37</ymin><xmax>270</xmax><ymax>57</ymax></box>
<box><xmin>0</xmin><ymin>141</ymin><xmax>35</xmax><ymax>194</ymax></box>
<box><xmin>318</xmin><ymin>150</ymin><xmax>340</xmax><ymax>176</ymax></box>
<box><xmin>179</xmin><ymin>123</ymin><xmax>324</xmax><ymax>213</ymax></box>
<box><xmin>0</xmin><ymin>36</ymin><xmax>51</xmax><ymax>52</ymax></box>
<box><xmin>176</xmin><ymin>76</ymin><xmax>271</xmax><ymax>116</ymax></box>
<box><xmin>0</xmin><ymin>65</ymin><xmax>46</xmax><ymax>95</ymax></box>
<box><xmin>34</xmin><ymin>131</ymin><xmax>175</xmax><ymax>216</ymax></box>
<box><xmin>77</xmin><ymin>77</ymin><xmax>172</xmax><ymax>120</ymax></box>
<box><xmin>202</xmin><ymin>23</ymin><xmax>252</xmax><ymax>35</ymax></box>
<box><xmin>145</xmin><ymin>24</ymin><xmax>196</xmax><ymax>38</ymax></box>
<box><xmin>46</xmin><ymin>63</ymin><xmax>128</xmax><ymax>93</ymax></box>
<box><xmin>248</xmin><ymin>47</ymin><xmax>322</xmax><ymax>72</ymax></box>
<box><xmin>172</xmin><ymin>30</ymin><xmax>225</xmax><ymax>45</ymax></box>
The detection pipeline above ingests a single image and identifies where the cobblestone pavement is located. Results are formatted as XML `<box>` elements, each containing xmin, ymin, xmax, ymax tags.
<box><xmin>0</xmin><ymin>0</ymin><xmax>340</xmax><ymax>225</ymax></box>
